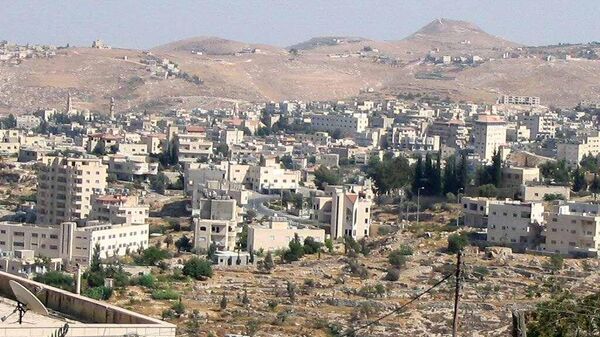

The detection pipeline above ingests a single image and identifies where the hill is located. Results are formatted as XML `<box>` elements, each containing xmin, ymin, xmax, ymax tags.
<box><xmin>0</xmin><ymin>19</ymin><xmax>599</xmax><ymax>115</ymax></box>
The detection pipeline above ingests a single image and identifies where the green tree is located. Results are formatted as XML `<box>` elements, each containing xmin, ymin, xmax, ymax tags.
<box><xmin>590</xmin><ymin>173</ymin><xmax>600</xmax><ymax>199</ymax></box>
<box><xmin>314</xmin><ymin>166</ymin><xmax>341</xmax><ymax>189</ymax></box>
<box><xmin>388</xmin><ymin>250</ymin><xmax>408</xmax><ymax>268</ymax></box>
<box><xmin>447</xmin><ymin>233</ymin><xmax>468</xmax><ymax>253</ymax></box>
<box><xmin>220</xmin><ymin>293</ymin><xmax>227</xmax><ymax>310</ymax></box>
<box><xmin>572</xmin><ymin>166</ymin><xmax>587</xmax><ymax>192</ymax></box>
<box><xmin>324</xmin><ymin>238</ymin><xmax>334</xmax><ymax>253</ymax></box>
<box><xmin>138</xmin><ymin>246</ymin><xmax>169</xmax><ymax>266</ymax></box>
<box><xmin>412</xmin><ymin>156</ymin><xmax>424</xmax><ymax>194</ymax></box>
<box><xmin>303</xmin><ymin>236</ymin><xmax>323</xmax><ymax>254</ymax></box>
<box><xmin>90</xmin><ymin>243</ymin><xmax>103</xmax><ymax>273</ymax></box>
<box><xmin>182</xmin><ymin>257</ymin><xmax>213</xmax><ymax>279</ymax></box>
<box><xmin>150</xmin><ymin>172</ymin><xmax>168</xmax><ymax>194</ymax></box>
<box><xmin>215</xmin><ymin>143</ymin><xmax>229</xmax><ymax>157</ymax></box>
<box><xmin>175</xmin><ymin>235</ymin><xmax>193</xmax><ymax>252</ymax></box>
<box><xmin>283</xmin><ymin>234</ymin><xmax>304</xmax><ymax>262</ymax></box>
<box><xmin>3</xmin><ymin>113</ymin><xmax>17</xmax><ymax>128</ymax></box>
<box><xmin>262</xmin><ymin>251</ymin><xmax>275</xmax><ymax>272</ymax></box>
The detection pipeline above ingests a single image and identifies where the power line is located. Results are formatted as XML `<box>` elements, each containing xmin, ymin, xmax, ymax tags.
<box><xmin>340</xmin><ymin>272</ymin><xmax>455</xmax><ymax>337</ymax></box>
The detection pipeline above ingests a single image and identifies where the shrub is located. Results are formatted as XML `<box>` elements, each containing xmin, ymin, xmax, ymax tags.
<box><xmin>546</xmin><ymin>254</ymin><xmax>564</xmax><ymax>272</ymax></box>
<box><xmin>324</xmin><ymin>238</ymin><xmax>334</xmax><ymax>253</ymax></box>
<box><xmin>151</xmin><ymin>289</ymin><xmax>181</xmax><ymax>300</ymax></box>
<box><xmin>384</xmin><ymin>268</ymin><xmax>400</xmax><ymax>281</ymax></box>
<box><xmin>136</xmin><ymin>274</ymin><xmax>156</xmax><ymax>288</ymax></box>
<box><xmin>388</xmin><ymin>250</ymin><xmax>408</xmax><ymax>268</ymax></box>
<box><xmin>84</xmin><ymin>286</ymin><xmax>113</xmax><ymax>300</ymax></box>
<box><xmin>137</xmin><ymin>247</ymin><xmax>169</xmax><ymax>266</ymax></box>
<box><xmin>33</xmin><ymin>271</ymin><xmax>73</xmax><ymax>291</ymax></box>
<box><xmin>347</xmin><ymin>258</ymin><xmax>369</xmax><ymax>279</ymax></box>
<box><xmin>303</xmin><ymin>237</ymin><xmax>323</xmax><ymax>254</ymax></box>
<box><xmin>447</xmin><ymin>233</ymin><xmax>468</xmax><ymax>253</ymax></box>
<box><xmin>182</xmin><ymin>257</ymin><xmax>213</xmax><ymax>279</ymax></box>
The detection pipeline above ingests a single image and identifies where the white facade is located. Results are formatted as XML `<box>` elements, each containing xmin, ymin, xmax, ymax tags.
<box><xmin>487</xmin><ymin>201</ymin><xmax>544</xmax><ymax>249</ymax></box>
<box><xmin>473</xmin><ymin>115</ymin><xmax>506</xmax><ymax>162</ymax></box>
<box><xmin>311</xmin><ymin>112</ymin><xmax>369</xmax><ymax>134</ymax></box>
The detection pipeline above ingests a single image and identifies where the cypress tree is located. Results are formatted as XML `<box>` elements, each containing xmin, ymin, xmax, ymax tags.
<box><xmin>412</xmin><ymin>156</ymin><xmax>424</xmax><ymax>194</ymax></box>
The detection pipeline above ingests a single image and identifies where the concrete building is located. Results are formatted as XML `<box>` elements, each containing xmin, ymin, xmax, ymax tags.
<box><xmin>520</xmin><ymin>112</ymin><xmax>556</xmax><ymax>140</ymax></box>
<box><xmin>473</xmin><ymin>115</ymin><xmax>506</xmax><ymax>162</ymax></box>
<box><xmin>90</xmin><ymin>194</ymin><xmax>149</xmax><ymax>225</ymax></box>
<box><xmin>487</xmin><ymin>200</ymin><xmax>545</xmax><ymax>250</ymax></box>
<box><xmin>543</xmin><ymin>205</ymin><xmax>600</xmax><ymax>256</ymax></box>
<box><xmin>106</xmin><ymin>154</ymin><xmax>159</xmax><ymax>180</ymax></box>
<box><xmin>175</xmin><ymin>132</ymin><xmax>213</xmax><ymax>163</ymax></box>
<box><xmin>497</xmin><ymin>95</ymin><xmax>541</xmax><ymax>106</ymax></box>
<box><xmin>0</xmin><ymin>249</ymin><xmax>61</xmax><ymax>278</ymax></box>
<box><xmin>15</xmin><ymin>115</ymin><xmax>41</xmax><ymax>130</ymax></box>
<box><xmin>321</xmin><ymin>185</ymin><xmax>373</xmax><ymax>239</ymax></box>
<box><xmin>427</xmin><ymin>119</ymin><xmax>469</xmax><ymax>149</ymax></box>
<box><xmin>192</xmin><ymin>195</ymin><xmax>238</xmax><ymax>222</ymax></box>
<box><xmin>246</xmin><ymin>218</ymin><xmax>325</xmax><ymax>252</ymax></box>
<box><xmin>311</xmin><ymin>112</ymin><xmax>369</xmax><ymax>134</ymax></box>
<box><xmin>461</xmin><ymin>197</ymin><xmax>499</xmax><ymax>228</ymax></box>
<box><xmin>520</xmin><ymin>185</ymin><xmax>571</xmax><ymax>202</ymax></box>
<box><xmin>0</xmin><ymin>221</ymin><xmax>149</xmax><ymax>266</ymax></box>
<box><xmin>193</xmin><ymin>219</ymin><xmax>237</xmax><ymax>251</ymax></box>
<box><xmin>500</xmin><ymin>167</ymin><xmax>540</xmax><ymax>189</ymax></box>
<box><xmin>218</xmin><ymin>129</ymin><xmax>245</xmax><ymax>146</ymax></box>
<box><xmin>36</xmin><ymin>156</ymin><xmax>107</xmax><ymax>226</ymax></box>
<box><xmin>212</xmin><ymin>250</ymin><xmax>251</xmax><ymax>266</ymax></box>
<box><xmin>557</xmin><ymin>132</ymin><xmax>600</xmax><ymax>168</ymax></box>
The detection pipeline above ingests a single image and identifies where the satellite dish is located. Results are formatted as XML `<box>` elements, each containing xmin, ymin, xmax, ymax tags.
<box><xmin>2</xmin><ymin>280</ymin><xmax>49</xmax><ymax>324</ymax></box>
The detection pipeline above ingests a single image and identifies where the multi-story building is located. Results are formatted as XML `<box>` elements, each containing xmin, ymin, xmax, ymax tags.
<box><xmin>0</xmin><ymin>221</ymin><xmax>149</xmax><ymax>266</ymax></box>
<box><xmin>311</xmin><ymin>112</ymin><xmax>369</xmax><ymax>134</ymax></box>
<box><xmin>36</xmin><ymin>156</ymin><xmax>107</xmax><ymax>226</ymax></box>
<box><xmin>246</xmin><ymin>218</ymin><xmax>325</xmax><ymax>252</ymax></box>
<box><xmin>0</xmin><ymin>249</ymin><xmax>61</xmax><ymax>278</ymax></box>
<box><xmin>487</xmin><ymin>200</ymin><xmax>545</xmax><ymax>250</ymax></box>
<box><xmin>427</xmin><ymin>119</ymin><xmax>469</xmax><ymax>149</ymax></box>
<box><xmin>557</xmin><ymin>131</ymin><xmax>600</xmax><ymax>168</ymax></box>
<box><xmin>519</xmin><ymin>112</ymin><xmax>556</xmax><ymax>140</ymax></box>
<box><xmin>175</xmin><ymin>132</ymin><xmax>213</xmax><ymax>163</ymax></box>
<box><xmin>90</xmin><ymin>194</ymin><xmax>149</xmax><ymax>225</ymax></box>
<box><xmin>497</xmin><ymin>95</ymin><xmax>540</xmax><ymax>106</ymax></box>
<box><xmin>393</xmin><ymin>135</ymin><xmax>440</xmax><ymax>152</ymax></box>
<box><xmin>106</xmin><ymin>154</ymin><xmax>159</xmax><ymax>180</ymax></box>
<box><xmin>461</xmin><ymin>197</ymin><xmax>499</xmax><ymax>228</ymax></box>
<box><xmin>473</xmin><ymin>115</ymin><xmax>506</xmax><ymax>162</ymax></box>
<box><xmin>543</xmin><ymin>205</ymin><xmax>600</xmax><ymax>256</ymax></box>
<box><xmin>500</xmin><ymin>166</ymin><xmax>540</xmax><ymax>189</ymax></box>
<box><xmin>193</xmin><ymin>219</ymin><xmax>237</xmax><ymax>251</ymax></box>
<box><xmin>311</xmin><ymin>184</ymin><xmax>373</xmax><ymax>239</ymax></box>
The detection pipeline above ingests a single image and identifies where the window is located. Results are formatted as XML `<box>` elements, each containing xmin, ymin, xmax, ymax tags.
<box><xmin>14</xmin><ymin>242</ymin><xmax>24</xmax><ymax>247</ymax></box>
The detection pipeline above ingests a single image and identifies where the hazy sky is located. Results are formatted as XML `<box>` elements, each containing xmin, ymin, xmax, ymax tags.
<box><xmin>1</xmin><ymin>0</ymin><xmax>599</xmax><ymax>49</ymax></box>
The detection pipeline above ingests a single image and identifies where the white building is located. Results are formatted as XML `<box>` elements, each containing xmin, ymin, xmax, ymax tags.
<box><xmin>497</xmin><ymin>95</ymin><xmax>540</xmax><ymax>106</ymax></box>
<box><xmin>473</xmin><ymin>115</ymin><xmax>506</xmax><ymax>162</ymax></box>
<box><xmin>311</xmin><ymin>112</ymin><xmax>369</xmax><ymax>134</ymax></box>
<box><xmin>544</xmin><ymin>205</ymin><xmax>600</xmax><ymax>256</ymax></box>
<box><xmin>487</xmin><ymin>200</ymin><xmax>544</xmax><ymax>250</ymax></box>
<box><xmin>247</xmin><ymin>218</ymin><xmax>325</xmax><ymax>252</ymax></box>
<box><xmin>557</xmin><ymin>131</ymin><xmax>600</xmax><ymax>168</ymax></box>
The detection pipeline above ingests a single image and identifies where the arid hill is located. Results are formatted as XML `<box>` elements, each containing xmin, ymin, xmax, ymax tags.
<box><xmin>0</xmin><ymin>18</ymin><xmax>599</xmax><ymax>115</ymax></box>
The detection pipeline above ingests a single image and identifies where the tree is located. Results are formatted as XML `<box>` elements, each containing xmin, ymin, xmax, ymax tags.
<box><xmin>241</xmin><ymin>289</ymin><xmax>250</xmax><ymax>306</ymax></box>
<box><xmin>447</xmin><ymin>233</ymin><xmax>468</xmax><ymax>253</ymax></box>
<box><xmin>457</xmin><ymin>153</ymin><xmax>468</xmax><ymax>190</ymax></box>
<box><xmin>590</xmin><ymin>174</ymin><xmax>600</xmax><ymax>199</ymax></box>
<box><xmin>150</xmin><ymin>172</ymin><xmax>168</xmax><ymax>194</ymax></box>
<box><xmin>215</xmin><ymin>144</ymin><xmax>229</xmax><ymax>157</ymax></box>
<box><xmin>490</xmin><ymin>150</ymin><xmax>502</xmax><ymax>187</ymax></box>
<box><xmin>280</xmin><ymin>154</ymin><xmax>295</xmax><ymax>170</ymax></box>
<box><xmin>314</xmin><ymin>166</ymin><xmax>341</xmax><ymax>189</ymax></box>
<box><xmin>90</xmin><ymin>243</ymin><xmax>102</xmax><ymax>273</ymax></box>
<box><xmin>262</xmin><ymin>251</ymin><xmax>275</xmax><ymax>272</ymax></box>
<box><xmin>175</xmin><ymin>235</ymin><xmax>193</xmax><ymax>253</ymax></box>
<box><xmin>324</xmin><ymin>238</ymin><xmax>334</xmax><ymax>253</ymax></box>
<box><xmin>220</xmin><ymin>293</ymin><xmax>227</xmax><ymax>310</ymax></box>
<box><xmin>388</xmin><ymin>250</ymin><xmax>408</xmax><ymax>268</ymax></box>
<box><xmin>572</xmin><ymin>166</ymin><xmax>587</xmax><ymax>192</ymax></box>
<box><xmin>478</xmin><ymin>184</ymin><xmax>498</xmax><ymax>198</ymax></box>
<box><xmin>366</xmin><ymin>155</ymin><xmax>412</xmax><ymax>195</ymax></box>
<box><xmin>527</xmin><ymin>291</ymin><xmax>600</xmax><ymax>336</ymax></box>
<box><xmin>331</xmin><ymin>128</ymin><xmax>343</xmax><ymax>140</ymax></box>
<box><xmin>283</xmin><ymin>234</ymin><xmax>304</xmax><ymax>262</ymax></box>
<box><xmin>34</xmin><ymin>271</ymin><xmax>74</xmax><ymax>291</ymax></box>
<box><xmin>303</xmin><ymin>236</ymin><xmax>323</xmax><ymax>254</ymax></box>
<box><xmin>2</xmin><ymin>113</ymin><xmax>17</xmax><ymax>128</ymax></box>
<box><xmin>182</xmin><ymin>257</ymin><xmax>213</xmax><ymax>279</ymax></box>
<box><xmin>412</xmin><ymin>156</ymin><xmax>424</xmax><ymax>194</ymax></box>
<box><xmin>138</xmin><ymin>246</ymin><xmax>169</xmax><ymax>266</ymax></box>
<box><xmin>207</xmin><ymin>243</ymin><xmax>217</xmax><ymax>260</ymax></box>
<box><xmin>286</xmin><ymin>281</ymin><xmax>297</xmax><ymax>302</ymax></box>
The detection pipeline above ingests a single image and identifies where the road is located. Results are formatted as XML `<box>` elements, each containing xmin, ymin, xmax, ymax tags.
<box><xmin>246</xmin><ymin>192</ymin><xmax>316</xmax><ymax>225</ymax></box>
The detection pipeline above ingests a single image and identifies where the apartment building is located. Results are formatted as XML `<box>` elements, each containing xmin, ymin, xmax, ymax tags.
<box><xmin>312</xmin><ymin>185</ymin><xmax>373</xmax><ymax>239</ymax></box>
<box><xmin>521</xmin><ymin>185</ymin><xmax>571</xmax><ymax>202</ymax></box>
<box><xmin>116</xmin><ymin>142</ymin><xmax>148</xmax><ymax>156</ymax></box>
<box><xmin>461</xmin><ymin>197</ymin><xmax>499</xmax><ymax>228</ymax></box>
<box><xmin>0</xmin><ymin>221</ymin><xmax>149</xmax><ymax>266</ymax></box>
<box><xmin>519</xmin><ymin>112</ymin><xmax>556</xmax><ymax>140</ymax></box>
<box><xmin>246</xmin><ymin>218</ymin><xmax>325</xmax><ymax>252</ymax></box>
<box><xmin>500</xmin><ymin>166</ymin><xmax>540</xmax><ymax>189</ymax></box>
<box><xmin>0</xmin><ymin>129</ymin><xmax>20</xmax><ymax>155</ymax></box>
<box><xmin>106</xmin><ymin>154</ymin><xmax>159</xmax><ymax>180</ymax></box>
<box><xmin>218</xmin><ymin>129</ymin><xmax>244</xmax><ymax>146</ymax></box>
<box><xmin>557</xmin><ymin>131</ymin><xmax>600</xmax><ymax>168</ymax></box>
<box><xmin>296</xmin><ymin>132</ymin><xmax>331</xmax><ymax>146</ymax></box>
<box><xmin>0</xmin><ymin>249</ymin><xmax>61</xmax><ymax>278</ymax></box>
<box><xmin>497</xmin><ymin>95</ymin><xmax>541</xmax><ymax>106</ymax></box>
<box><xmin>473</xmin><ymin>115</ymin><xmax>507</xmax><ymax>162</ymax></box>
<box><xmin>427</xmin><ymin>119</ymin><xmax>469</xmax><ymax>149</ymax></box>
<box><xmin>544</xmin><ymin>205</ymin><xmax>600</xmax><ymax>256</ymax></box>
<box><xmin>175</xmin><ymin>132</ymin><xmax>213</xmax><ymax>163</ymax></box>
<box><xmin>487</xmin><ymin>201</ymin><xmax>545</xmax><ymax>250</ymax></box>
<box><xmin>226</xmin><ymin>162</ymin><xmax>300</xmax><ymax>193</ymax></box>
<box><xmin>193</xmin><ymin>219</ymin><xmax>237</xmax><ymax>251</ymax></box>
<box><xmin>393</xmin><ymin>135</ymin><xmax>440</xmax><ymax>152</ymax></box>
<box><xmin>36</xmin><ymin>156</ymin><xmax>108</xmax><ymax>226</ymax></box>
<box><xmin>90</xmin><ymin>194</ymin><xmax>149</xmax><ymax>225</ymax></box>
<box><xmin>192</xmin><ymin>195</ymin><xmax>238</xmax><ymax>221</ymax></box>
<box><xmin>311</xmin><ymin>112</ymin><xmax>369</xmax><ymax>134</ymax></box>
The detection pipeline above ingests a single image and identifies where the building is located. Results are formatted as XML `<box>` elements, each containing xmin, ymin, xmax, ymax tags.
<box><xmin>473</xmin><ymin>115</ymin><xmax>506</xmax><ymax>162</ymax></box>
<box><xmin>90</xmin><ymin>194</ymin><xmax>149</xmax><ymax>225</ymax></box>
<box><xmin>427</xmin><ymin>119</ymin><xmax>469</xmax><ymax>148</ymax></box>
<box><xmin>212</xmin><ymin>250</ymin><xmax>251</xmax><ymax>266</ymax></box>
<box><xmin>315</xmin><ymin>185</ymin><xmax>373</xmax><ymax>239</ymax></box>
<box><xmin>543</xmin><ymin>205</ymin><xmax>600</xmax><ymax>257</ymax></box>
<box><xmin>500</xmin><ymin>167</ymin><xmax>540</xmax><ymax>189</ymax></box>
<box><xmin>461</xmin><ymin>197</ymin><xmax>498</xmax><ymax>228</ymax></box>
<box><xmin>520</xmin><ymin>185</ymin><xmax>571</xmax><ymax>202</ymax></box>
<box><xmin>557</xmin><ymin>132</ymin><xmax>600</xmax><ymax>168</ymax></box>
<box><xmin>311</xmin><ymin>112</ymin><xmax>369</xmax><ymax>134</ymax></box>
<box><xmin>175</xmin><ymin>132</ymin><xmax>213</xmax><ymax>163</ymax></box>
<box><xmin>15</xmin><ymin>115</ymin><xmax>41</xmax><ymax>130</ymax></box>
<box><xmin>0</xmin><ymin>221</ymin><xmax>149</xmax><ymax>266</ymax></box>
<box><xmin>519</xmin><ymin>112</ymin><xmax>556</xmax><ymax>140</ymax></box>
<box><xmin>246</xmin><ymin>218</ymin><xmax>325</xmax><ymax>252</ymax></box>
<box><xmin>0</xmin><ymin>249</ymin><xmax>61</xmax><ymax>278</ymax></box>
<box><xmin>106</xmin><ymin>154</ymin><xmax>159</xmax><ymax>180</ymax></box>
<box><xmin>36</xmin><ymin>156</ymin><xmax>107</xmax><ymax>226</ymax></box>
<box><xmin>487</xmin><ymin>200</ymin><xmax>544</xmax><ymax>250</ymax></box>
<box><xmin>497</xmin><ymin>95</ymin><xmax>540</xmax><ymax>106</ymax></box>
<box><xmin>194</xmin><ymin>219</ymin><xmax>237</xmax><ymax>251</ymax></box>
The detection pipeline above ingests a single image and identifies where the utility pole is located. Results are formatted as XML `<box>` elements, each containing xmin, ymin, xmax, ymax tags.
<box><xmin>416</xmin><ymin>187</ymin><xmax>424</xmax><ymax>226</ymax></box>
<box><xmin>456</xmin><ymin>188</ymin><xmax>464</xmax><ymax>227</ymax></box>
<box><xmin>452</xmin><ymin>250</ymin><xmax>463</xmax><ymax>337</ymax></box>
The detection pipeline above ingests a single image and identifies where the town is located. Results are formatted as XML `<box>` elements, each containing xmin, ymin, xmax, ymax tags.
<box><xmin>0</xmin><ymin>4</ymin><xmax>599</xmax><ymax>337</ymax></box>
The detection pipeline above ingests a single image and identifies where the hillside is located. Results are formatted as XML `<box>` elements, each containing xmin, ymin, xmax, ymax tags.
<box><xmin>0</xmin><ymin>19</ymin><xmax>598</xmax><ymax>115</ymax></box>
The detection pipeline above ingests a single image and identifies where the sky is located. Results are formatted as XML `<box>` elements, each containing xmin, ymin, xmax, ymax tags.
<box><xmin>1</xmin><ymin>0</ymin><xmax>599</xmax><ymax>49</ymax></box>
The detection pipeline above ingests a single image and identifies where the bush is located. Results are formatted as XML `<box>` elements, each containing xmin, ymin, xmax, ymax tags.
<box><xmin>546</xmin><ymin>254</ymin><xmax>564</xmax><ymax>272</ymax></box>
<box><xmin>86</xmin><ymin>272</ymin><xmax>106</xmax><ymax>288</ymax></box>
<box><xmin>136</xmin><ymin>274</ymin><xmax>156</xmax><ymax>288</ymax></box>
<box><xmin>447</xmin><ymin>233</ymin><xmax>468</xmax><ymax>253</ymax></box>
<box><xmin>33</xmin><ymin>271</ymin><xmax>74</xmax><ymax>291</ymax></box>
<box><xmin>151</xmin><ymin>289</ymin><xmax>181</xmax><ymax>300</ymax></box>
<box><xmin>303</xmin><ymin>237</ymin><xmax>323</xmax><ymax>254</ymax></box>
<box><xmin>388</xmin><ymin>250</ymin><xmax>408</xmax><ymax>268</ymax></box>
<box><xmin>137</xmin><ymin>247</ymin><xmax>170</xmax><ymax>266</ymax></box>
<box><xmin>182</xmin><ymin>257</ymin><xmax>213</xmax><ymax>279</ymax></box>
<box><xmin>384</xmin><ymin>268</ymin><xmax>400</xmax><ymax>281</ymax></box>
<box><xmin>84</xmin><ymin>286</ymin><xmax>113</xmax><ymax>300</ymax></box>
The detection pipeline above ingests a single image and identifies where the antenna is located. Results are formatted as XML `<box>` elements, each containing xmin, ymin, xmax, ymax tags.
<box><xmin>2</xmin><ymin>280</ymin><xmax>49</xmax><ymax>324</ymax></box>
